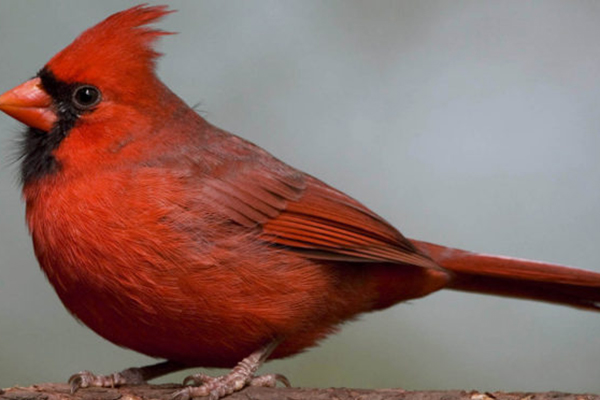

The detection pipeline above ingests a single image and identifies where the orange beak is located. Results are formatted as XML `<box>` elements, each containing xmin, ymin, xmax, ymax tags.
<box><xmin>0</xmin><ymin>77</ymin><xmax>56</xmax><ymax>132</ymax></box>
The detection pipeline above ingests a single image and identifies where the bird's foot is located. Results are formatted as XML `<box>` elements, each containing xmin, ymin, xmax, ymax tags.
<box><xmin>69</xmin><ymin>368</ymin><xmax>147</xmax><ymax>392</ymax></box>
<box><xmin>69</xmin><ymin>361</ymin><xmax>185</xmax><ymax>393</ymax></box>
<box><xmin>172</xmin><ymin>341</ymin><xmax>288</xmax><ymax>400</ymax></box>
<box><xmin>174</xmin><ymin>371</ymin><xmax>289</xmax><ymax>400</ymax></box>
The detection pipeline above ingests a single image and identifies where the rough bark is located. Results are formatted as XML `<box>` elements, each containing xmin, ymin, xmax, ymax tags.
<box><xmin>1</xmin><ymin>383</ymin><xmax>598</xmax><ymax>400</ymax></box>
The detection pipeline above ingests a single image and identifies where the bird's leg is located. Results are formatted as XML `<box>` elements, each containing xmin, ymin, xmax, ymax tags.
<box><xmin>69</xmin><ymin>360</ymin><xmax>186</xmax><ymax>392</ymax></box>
<box><xmin>173</xmin><ymin>340</ymin><xmax>290</xmax><ymax>400</ymax></box>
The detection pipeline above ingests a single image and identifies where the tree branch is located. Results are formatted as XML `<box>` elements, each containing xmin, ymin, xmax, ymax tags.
<box><xmin>1</xmin><ymin>383</ymin><xmax>598</xmax><ymax>400</ymax></box>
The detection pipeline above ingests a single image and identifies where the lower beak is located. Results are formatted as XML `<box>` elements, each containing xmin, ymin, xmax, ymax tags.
<box><xmin>0</xmin><ymin>77</ymin><xmax>56</xmax><ymax>132</ymax></box>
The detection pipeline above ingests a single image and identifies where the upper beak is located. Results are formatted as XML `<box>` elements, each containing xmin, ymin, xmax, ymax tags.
<box><xmin>0</xmin><ymin>77</ymin><xmax>56</xmax><ymax>132</ymax></box>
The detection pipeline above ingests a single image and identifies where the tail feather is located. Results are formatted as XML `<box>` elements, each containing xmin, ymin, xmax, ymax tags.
<box><xmin>410</xmin><ymin>239</ymin><xmax>600</xmax><ymax>312</ymax></box>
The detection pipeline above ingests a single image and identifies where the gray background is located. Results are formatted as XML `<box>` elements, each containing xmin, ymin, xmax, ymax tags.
<box><xmin>1</xmin><ymin>0</ymin><xmax>599</xmax><ymax>393</ymax></box>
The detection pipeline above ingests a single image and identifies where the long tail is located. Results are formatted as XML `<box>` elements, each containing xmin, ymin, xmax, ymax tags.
<box><xmin>410</xmin><ymin>239</ymin><xmax>600</xmax><ymax>312</ymax></box>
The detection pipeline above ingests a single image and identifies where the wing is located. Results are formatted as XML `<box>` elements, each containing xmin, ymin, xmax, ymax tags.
<box><xmin>194</xmin><ymin>134</ymin><xmax>436</xmax><ymax>269</ymax></box>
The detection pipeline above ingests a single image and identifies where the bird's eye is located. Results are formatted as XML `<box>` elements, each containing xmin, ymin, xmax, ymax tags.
<box><xmin>72</xmin><ymin>85</ymin><xmax>101</xmax><ymax>110</ymax></box>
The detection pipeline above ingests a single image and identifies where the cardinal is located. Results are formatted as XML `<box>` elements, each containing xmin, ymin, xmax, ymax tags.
<box><xmin>0</xmin><ymin>5</ymin><xmax>599</xmax><ymax>400</ymax></box>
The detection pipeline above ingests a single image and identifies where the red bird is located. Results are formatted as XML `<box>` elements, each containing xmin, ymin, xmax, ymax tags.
<box><xmin>1</xmin><ymin>5</ymin><xmax>599</xmax><ymax>400</ymax></box>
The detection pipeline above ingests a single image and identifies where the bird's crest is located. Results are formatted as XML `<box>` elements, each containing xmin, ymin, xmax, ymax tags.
<box><xmin>45</xmin><ymin>4</ymin><xmax>174</xmax><ymax>86</ymax></box>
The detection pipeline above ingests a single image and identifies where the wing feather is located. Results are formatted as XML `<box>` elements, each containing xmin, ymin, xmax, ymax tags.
<box><xmin>193</xmin><ymin>133</ymin><xmax>436</xmax><ymax>269</ymax></box>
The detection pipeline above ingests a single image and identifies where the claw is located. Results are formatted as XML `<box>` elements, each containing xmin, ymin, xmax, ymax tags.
<box><xmin>275</xmin><ymin>373</ymin><xmax>291</xmax><ymax>387</ymax></box>
<box><xmin>69</xmin><ymin>374</ymin><xmax>82</xmax><ymax>393</ymax></box>
<box><xmin>172</xmin><ymin>386</ymin><xmax>195</xmax><ymax>400</ymax></box>
<box><xmin>182</xmin><ymin>373</ymin><xmax>215</xmax><ymax>386</ymax></box>
<box><xmin>249</xmin><ymin>373</ymin><xmax>291</xmax><ymax>388</ymax></box>
<box><xmin>68</xmin><ymin>370</ymin><xmax>104</xmax><ymax>393</ymax></box>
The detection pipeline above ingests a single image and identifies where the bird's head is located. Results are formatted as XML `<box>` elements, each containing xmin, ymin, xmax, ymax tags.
<box><xmin>0</xmin><ymin>5</ymin><xmax>178</xmax><ymax>184</ymax></box>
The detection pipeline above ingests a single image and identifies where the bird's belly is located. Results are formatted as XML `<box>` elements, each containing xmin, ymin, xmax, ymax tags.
<box><xmin>32</xmin><ymin>223</ymin><xmax>372</xmax><ymax>367</ymax></box>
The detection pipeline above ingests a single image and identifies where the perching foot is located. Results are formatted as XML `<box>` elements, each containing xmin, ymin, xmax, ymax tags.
<box><xmin>69</xmin><ymin>368</ymin><xmax>145</xmax><ymax>392</ymax></box>
<box><xmin>69</xmin><ymin>360</ymin><xmax>185</xmax><ymax>393</ymax></box>
<box><xmin>173</xmin><ymin>341</ymin><xmax>288</xmax><ymax>400</ymax></box>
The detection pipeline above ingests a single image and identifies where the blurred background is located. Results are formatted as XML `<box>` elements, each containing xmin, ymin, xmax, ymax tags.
<box><xmin>1</xmin><ymin>0</ymin><xmax>600</xmax><ymax>393</ymax></box>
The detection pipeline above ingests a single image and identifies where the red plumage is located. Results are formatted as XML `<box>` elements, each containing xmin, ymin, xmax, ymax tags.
<box><xmin>1</xmin><ymin>4</ymin><xmax>599</xmax><ymax>398</ymax></box>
